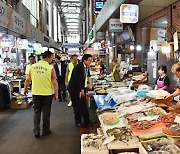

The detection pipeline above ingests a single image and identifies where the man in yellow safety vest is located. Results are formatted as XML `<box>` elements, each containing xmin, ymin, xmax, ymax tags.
<box><xmin>66</xmin><ymin>54</ymin><xmax>78</xmax><ymax>107</ymax></box>
<box><xmin>24</xmin><ymin>51</ymin><xmax>58</xmax><ymax>138</ymax></box>
<box><xmin>25</xmin><ymin>55</ymin><xmax>36</xmax><ymax>76</ymax></box>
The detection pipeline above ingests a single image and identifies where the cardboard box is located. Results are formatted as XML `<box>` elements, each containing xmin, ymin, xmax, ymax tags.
<box><xmin>11</xmin><ymin>102</ymin><xmax>29</xmax><ymax>109</ymax></box>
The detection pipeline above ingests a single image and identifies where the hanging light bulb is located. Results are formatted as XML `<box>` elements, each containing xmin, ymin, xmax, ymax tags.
<box><xmin>136</xmin><ymin>44</ymin><xmax>142</xmax><ymax>51</ymax></box>
<box><xmin>130</xmin><ymin>45</ymin><xmax>135</xmax><ymax>50</ymax></box>
<box><xmin>148</xmin><ymin>47</ymin><xmax>155</xmax><ymax>56</ymax></box>
<box><xmin>161</xmin><ymin>41</ymin><xmax>171</xmax><ymax>54</ymax></box>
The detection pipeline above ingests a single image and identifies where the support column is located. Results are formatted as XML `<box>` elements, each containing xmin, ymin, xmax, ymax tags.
<box><xmin>42</xmin><ymin>0</ymin><xmax>47</xmax><ymax>34</ymax></box>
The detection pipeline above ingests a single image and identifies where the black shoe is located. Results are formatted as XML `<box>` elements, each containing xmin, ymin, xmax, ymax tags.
<box><xmin>87</xmin><ymin>120</ymin><xmax>96</xmax><ymax>125</ymax></box>
<box><xmin>34</xmin><ymin>132</ymin><xmax>40</xmax><ymax>138</ymax></box>
<box><xmin>75</xmin><ymin>122</ymin><xmax>87</xmax><ymax>128</ymax></box>
<box><xmin>63</xmin><ymin>98</ymin><xmax>67</xmax><ymax>102</ymax></box>
<box><xmin>59</xmin><ymin>99</ymin><xmax>62</xmax><ymax>102</ymax></box>
<box><xmin>42</xmin><ymin>130</ymin><xmax>52</xmax><ymax>136</ymax></box>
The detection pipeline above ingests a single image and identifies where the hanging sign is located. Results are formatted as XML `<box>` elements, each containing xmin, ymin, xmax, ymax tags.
<box><xmin>120</xmin><ymin>4</ymin><xmax>139</xmax><ymax>23</ymax></box>
<box><xmin>27</xmin><ymin>49</ymin><xmax>33</xmax><ymax>53</ymax></box>
<box><xmin>12</xmin><ymin>11</ymin><xmax>25</xmax><ymax>35</ymax></box>
<box><xmin>0</xmin><ymin>35</ymin><xmax>14</xmax><ymax>47</ymax></box>
<box><xmin>0</xmin><ymin>1</ymin><xmax>8</xmax><ymax>28</ymax></box>
<box><xmin>17</xmin><ymin>38</ymin><xmax>29</xmax><ymax>49</ymax></box>
<box><xmin>33</xmin><ymin>43</ymin><xmax>42</xmax><ymax>50</ymax></box>
<box><xmin>173</xmin><ymin>31</ymin><xmax>179</xmax><ymax>51</ymax></box>
<box><xmin>109</xmin><ymin>18</ymin><xmax>123</xmax><ymax>32</ymax></box>
<box><xmin>35</xmin><ymin>49</ymin><xmax>42</xmax><ymax>55</ymax></box>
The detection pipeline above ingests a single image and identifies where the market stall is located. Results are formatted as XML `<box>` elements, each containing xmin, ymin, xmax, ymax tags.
<box><xmin>81</xmin><ymin>73</ymin><xmax>180</xmax><ymax>154</ymax></box>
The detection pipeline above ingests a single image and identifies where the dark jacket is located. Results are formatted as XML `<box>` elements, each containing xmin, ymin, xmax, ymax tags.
<box><xmin>54</xmin><ymin>62</ymin><xmax>67</xmax><ymax>85</ymax></box>
<box><xmin>67</xmin><ymin>62</ymin><xmax>87</xmax><ymax>94</ymax></box>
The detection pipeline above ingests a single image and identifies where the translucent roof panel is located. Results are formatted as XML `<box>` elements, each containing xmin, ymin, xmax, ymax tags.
<box><xmin>61</xmin><ymin>0</ymin><xmax>81</xmax><ymax>42</ymax></box>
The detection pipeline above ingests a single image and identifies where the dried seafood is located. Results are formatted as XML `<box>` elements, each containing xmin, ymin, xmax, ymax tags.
<box><xmin>147</xmin><ymin>107</ymin><xmax>165</xmax><ymax>116</ymax></box>
<box><xmin>157</xmin><ymin>113</ymin><xmax>176</xmax><ymax>123</ymax></box>
<box><xmin>125</xmin><ymin>112</ymin><xmax>146</xmax><ymax>123</ymax></box>
<box><xmin>106</xmin><ymin>127</ymin><xmax>132</xmax><ymax>144</ymax></box>
<box><xmin>162</xmin><ymin>123</ymin><xmax>180</xmax><ymax>136</ymax></box>
<box><xmin>131</xmin><ymin>120</ymin><xmax>158</xmax><ymax>130</ymax></box>
<box><xmin>142</xmin><ymin>138</ymin><xmax>180</xmax><ymax>154</ymax></box>
<box><xmin>82</xmin><ymin>134</ymin><xmax>106</xmax><ymax>150</ymax></box>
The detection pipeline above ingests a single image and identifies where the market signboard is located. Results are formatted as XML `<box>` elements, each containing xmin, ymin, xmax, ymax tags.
<box><xmin>0</xmin><ymin>1</ymin><xmax>8</xmax><ymax>28</ymax></box>
<box><xmin>120</xmin><ymin>4</ymin><xmax>139</xmax><ymax>23</ymax></box>
<box><xmin>33</xmin><ymin>43</ymin><xmax>42</xmax><ymax>50</ymax></box>
<box><xmin>17</xmin><ymin>38</ymin><xmax>29</xmax><ymax>49</ymax></box>
<box><xmin>0</xmin><ymin>35</ymin><xmax>14</xmax><ymax>47</ymax></box>
<box><xmin>109</xmin><ymin>18</ymin><xmax>123</xmax><ymax>32</ymax></box>
<box><xmin>12</xmin><ymin>10</ymin><xmax>26</xmax><ymax>35</ymax></box>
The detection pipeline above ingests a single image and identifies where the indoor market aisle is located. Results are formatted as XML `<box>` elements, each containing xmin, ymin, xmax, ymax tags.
<box><xmin>0</xmin><ymin>101</ymin><xmax>80</xmax><ymax>154</ymax></box>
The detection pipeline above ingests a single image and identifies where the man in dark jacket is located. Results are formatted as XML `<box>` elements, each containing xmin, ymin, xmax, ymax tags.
<box><xmin>68</xmin><ymin>54</ymin><xmax>95</xmax><ymax>127</ymax></box>
<box><xmin>54</xmin><ymin>55</ymin><xmax>67</xmax><ymax>102</ymax></box>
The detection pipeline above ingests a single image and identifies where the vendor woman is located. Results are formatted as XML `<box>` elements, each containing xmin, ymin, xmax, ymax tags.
<box><xmin>155</xmin><ymin>65</ymin><xmax>170</xmax><ymax>92</ymax></box>
<box><xmin>111</xmin><ymin>59</ymin><xmax>121</xmax><ymax>82</ymax></box>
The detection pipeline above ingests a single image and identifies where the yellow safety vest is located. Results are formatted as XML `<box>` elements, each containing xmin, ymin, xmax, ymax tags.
<box><xmin>112</xmin><ymin>65</ymin><xmax>116</xmax><ymax>81</ymax></box>
<box><xmin>85</xmin><ymin>72</ymin><xmax>88</xmax><ymax>88</ymax></box>
<box><xmin>68</xmin><ymin>62</ymin><xmax>75</xmax><ymax>82</ymax></box>
<box><xmin>25</xmin><ymin>64</ymin><xmax>32</xmax><ymax>75</ymax></box>
<box><xmin>31</xmin><ymin>60</ymin><xmax>53</xmax><ymax>95</ymax></box>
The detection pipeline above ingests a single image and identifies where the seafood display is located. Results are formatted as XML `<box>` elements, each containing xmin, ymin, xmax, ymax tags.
<box><xmin>162</xmin><ymin>123</ymin><xmax>180</xmax><ymax>137</ymax></box>
<box><xmin>100</xmin><ymin>112</ymin><xmax>120</xmax><ymax>125</ymax></box>
<box><xmin>141</xmin><ymin>138</ymin><xmax>180</xmax><ymax>154</ymax></box>
<box><xmin>157</xmin><ymin>113</ymin><xmax>176</xmax><ymax>123</ymax></box>
<box><xmin>82</xmin><ymin>77</ymin><xmax>180</xmax><ymax>153</ymax></box>
<box><xmin>130</xmin><ymin>120</ymin><xmax>166</xmax><ymax>136</ymax></box>
<box><xmin>96</xmin><ymin>107</ymin><xmax>115</xmax><ymax>116</ymax></box>
<box><xmin>96</xmin><ymin>89</ymin><xmax>106</xmax><ymax>94</ymax></box>
<box><xmin>82</xmin><ymin>134</ymin><xmax>106</xmax><ymax>150</ymax></box>
<box><xmin>106</xmin><ymin>127</ymin><xmax>133</xmax><ymax>143</ymax></box>
<box><xmin>125</xmin><ymin>112</ymin><xmax>146</xmax><ymax>123</ymax></box>
<box><xmin>147</xmin><ymin>107</ymin><xmax>165</xmax><ymax>116</ymax></box>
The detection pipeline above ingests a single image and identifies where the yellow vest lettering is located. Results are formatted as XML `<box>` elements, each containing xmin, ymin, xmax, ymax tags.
<box><xmin>31</xmin><ymin>60</ymin><xmax>53</xmax><ymax>95</ymax></box>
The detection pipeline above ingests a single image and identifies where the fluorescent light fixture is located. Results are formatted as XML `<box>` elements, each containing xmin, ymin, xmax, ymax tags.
<box><xmin>67</xmin><ymin>26</ymin><xmax>78</xmax><ymax>29</ymax></box>
<box><xmin>67</xmin><ymin>23</ymin><xmax>79</xmax><ymax>26</ymax></box>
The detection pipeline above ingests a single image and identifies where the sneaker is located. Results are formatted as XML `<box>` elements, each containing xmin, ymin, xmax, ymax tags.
<box><xmin>67</xmin><ymin>101</ymin><xmax>72</xmax><ymax>107</ymax></box>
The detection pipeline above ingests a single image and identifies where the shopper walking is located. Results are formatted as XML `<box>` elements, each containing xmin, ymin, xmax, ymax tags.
<box><xmin>68</xmin><ymin>54</ymin><xmax>95</xmax><ymax>127</ymax></box>
<box><xmin>54</xmin><ymin>55</ymin><xmax>67</xmax><ymax>102</ymax></box>
<box><xmin>66</xmin><ymin>54</ymin><xmax>78</xmax><ymax>107</ymax></box>
<box><xmin>24</xmin><ymin>51</ymin><xmax>58</xmax><ymax>138</ymax></box>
